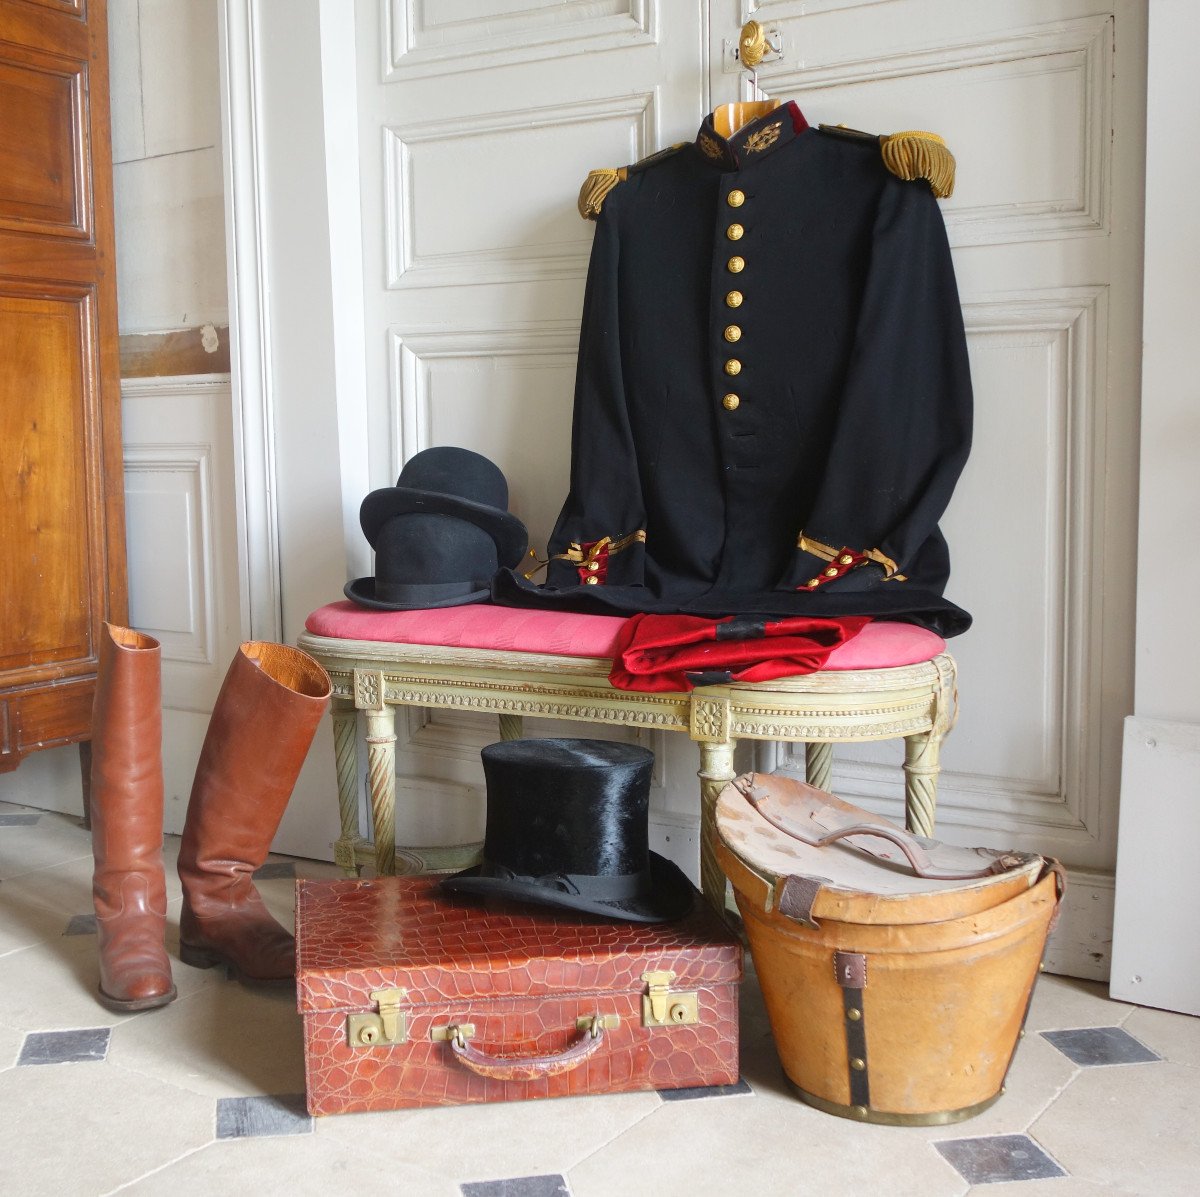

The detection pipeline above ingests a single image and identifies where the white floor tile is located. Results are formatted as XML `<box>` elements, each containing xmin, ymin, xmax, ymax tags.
<box><xmin>1025</xmin><ymin>974</ymin><xmax>1134</xmax><ymax>1032</ymax></box>
<box><xmin>115</xmin><ymin>1135</ymin><xmax>458</xmax><ymax>1196</ymax></box>
<box><xmin>568</xmin><ymin>1089</ymin><xmax>969</xmax><ymax>1197</ymax></box>
<box><xmin>1121</xmin><ymin>1004</ymin><xmax>1200</xmax><ymax>1068</ymax></box>
<box><xmin>1030</xmin><ymin>1059</ymin><xmax>1200</xmax><ymax>1195</ymax></box>
<box><xmin>108</xmin><ymin>976</ymin><xmax>306</xmax><ymax>1099</ymax></box>
<box><xmin>0</xmin><ymin>1060</ymin><xmax>215</xmax><ymax>1193</ymax></box>
<box><xmin>0</xmin><ymin>811</ymin><xmax>92</xmax><ymax>881</ymax></box>
<box><xmin>314</xmin><ymin>1087</ymin><xmax>663</xmax><ymax>1182</ymax></box>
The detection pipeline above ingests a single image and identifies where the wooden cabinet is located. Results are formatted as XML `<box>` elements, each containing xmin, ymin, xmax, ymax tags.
<box><xmin>0</xmin><ymin>0</ymin><xmax>126</xmax><ymax>773</ymax></box>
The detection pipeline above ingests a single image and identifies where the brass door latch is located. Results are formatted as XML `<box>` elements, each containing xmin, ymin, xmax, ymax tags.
<box><xmin>347</xmin><ymin>988</ymin><xmax>408</xmax><ymax>1049</ymax></box>
<box><xmin>641</xmin><ymin>970</ymin><xmax>699</xmax><ymax>1027</ymax></box>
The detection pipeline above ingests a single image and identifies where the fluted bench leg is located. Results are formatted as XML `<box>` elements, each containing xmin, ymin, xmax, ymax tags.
<box><xmin>805</xmin><ymin>742</ymin><xmax>834</xmax><ymax>791</ymax></box>
<box><xmin>903</xmin><ymin>730</ymin><xmax>942</xmax><ymax>839</ymax></box>
<box><xmin>698</xmin><ymin>738</ymin><xmax>736</xmax><ymax>917</ymax></box>
<box><xmin>331</xmin><ymin>699</ymin><xmax>361</xmax><ymax>876</ymax></box>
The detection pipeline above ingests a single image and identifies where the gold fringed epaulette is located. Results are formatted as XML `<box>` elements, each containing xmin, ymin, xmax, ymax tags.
<box><xmin>577</xmin><ymin>144</ymin><xmax>687</xmax><ymax>220</ymax></box>
<box><xmin>578</xmin><ymin>167</ymin><xmax>628</xmax><ymax>220</ymax></box>
<box><xmin>818</xmin><ymin>124</ymin><xmax>956</xmax><ymax>199</ymax></box>
<box><xmin>879</xmin><ymin>130</ymin><xmax>955</xmax><ymax>198</ymax></box>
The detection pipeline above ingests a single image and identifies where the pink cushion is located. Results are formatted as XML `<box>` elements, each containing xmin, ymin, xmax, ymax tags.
<box><xmin>305</xmin><ymin>601</ymin><xmax>945</xmax><ymax>671</ymax></box>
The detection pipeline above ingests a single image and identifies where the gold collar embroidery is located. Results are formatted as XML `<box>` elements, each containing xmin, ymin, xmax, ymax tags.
<box><xmin>744</xmin><ymin>121</ymin><xmax>783</xmax><ymax>153</ymax></box>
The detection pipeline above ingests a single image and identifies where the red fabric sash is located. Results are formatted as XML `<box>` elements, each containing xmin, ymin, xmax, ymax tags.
<box><xmin>608</xmin><ymin>613</ymin><xmax>871</xmax><ymax>693</ymax></box>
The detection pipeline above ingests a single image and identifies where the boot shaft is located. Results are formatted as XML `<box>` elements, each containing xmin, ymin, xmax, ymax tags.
<box><xmin>91</xmin><ymin>624</ymin><xmax>166</xmax><ymax>896</ymax></box>
<box><xmin>180</xmin><ymin>642</ymin><xmax>331</xmax><ymax>900</ymax></box>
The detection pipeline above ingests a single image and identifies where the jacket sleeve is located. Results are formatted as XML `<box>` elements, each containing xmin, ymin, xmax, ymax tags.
<box><xmin>787</xmin><ymin>175</ymin><xmax>972</xmax><ymax>593</ymax></box>
<box><xmin>544</xmin><ymin>192</ymin><xmax>649</xmax><ymax>589</ymax></box>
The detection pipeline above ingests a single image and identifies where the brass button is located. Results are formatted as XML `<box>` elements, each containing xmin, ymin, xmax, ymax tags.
<box><xmin>805</xmin><ymin>579</ymin><xmax>820</xmax><ymax>589</ymax></box>
<box><xmin>586</xmin><ymin>560</ymin><xmax>600</xmax><ymax>572</ymax></box>
<box><xmin>722</xmin><ymin>394</ymin><xmax>740</xmax><ymax>411</ymax></box>
<box><xmin>725</xmin><ymin>290</ymin><xmax>743</xmax><ymax>308</ymax></box>
<box><xmin>727</xmin><ymin>256</ymin><xmax>745</xmax><ymax>273</ymax></box>
<box><xmin>823</xmin><ymin>566</ymin><xmax>839</xmax><ymax>577</ymax></box>
<box><xmin>838</xmin><ymin>553</ymin><xmax>854</xmax><ymax>565</ymax></box>
<box><xmin>723</xmin><ymin>325</ymin><xmax>742</xmax><ymax>343</ymax></box>
<box><xmin>727</xmin><ymin>189</ymin><xmax>745</xmax><ymax>207</ymax></box>
<box><xmin>724</xmin><ymin>359</ymin><xmax>742</xmax><ymax>376</ymax></box>
<box><xmin>847</xmin><ymin>1007</ymin><xmax>862</xmax><ymax>1022</ymax></box>
<box><xmin>726</xmin><ymin>223</ymin><xmax>744</xmax><ymax>241</ymax></box>
<box><xmin>850</xmin><ymin>1057</ymin><xmax>866</xmax><ymax>1072</ymax></box>
<box><xmin>584</xmin><ymin>576</ymin><xmax>599</xmax><ymax>586</ymax></box>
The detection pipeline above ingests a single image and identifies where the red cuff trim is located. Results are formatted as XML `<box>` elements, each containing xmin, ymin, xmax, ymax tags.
<box><xmin>798</xmin><ymin>547</ymin><xmax>868</xmax><ymax>591</ymax></box>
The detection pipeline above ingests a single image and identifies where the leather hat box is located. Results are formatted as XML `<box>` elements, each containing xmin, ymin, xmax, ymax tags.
<box><xmin>715</xmin><ymin>772</ymin><xmax>1063</xmax><ymax>1126</ymax></box>
<box><xmin>295</xmin><ymin>876</ymin><xmax>742</xmax><ymax>1115</ymax></box>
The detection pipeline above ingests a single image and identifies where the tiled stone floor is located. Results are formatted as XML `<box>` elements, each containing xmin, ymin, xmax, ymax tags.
<box><xmin>2</xmin><ymin>798</ymin><xmax>1198</xmax><ymax>1196</ymax></box>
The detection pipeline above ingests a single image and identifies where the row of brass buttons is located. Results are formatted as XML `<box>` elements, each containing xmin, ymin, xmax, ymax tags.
<box><xmin>724</xmin><ymin>188</ymin><xmax>746</xmax><ymax>411</ymax></box>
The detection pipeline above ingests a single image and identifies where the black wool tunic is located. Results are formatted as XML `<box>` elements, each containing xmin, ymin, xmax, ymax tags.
<box><xmin>494</xmin><ymin>102</ymin><xmax>973</xmax><ymax>637</ymax></box>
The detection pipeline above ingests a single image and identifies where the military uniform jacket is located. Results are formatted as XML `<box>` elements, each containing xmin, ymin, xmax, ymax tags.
<box><xmin>495</xmin><ymin>102</ymin><xmax>973</xmax><ymax>636</ymax></box>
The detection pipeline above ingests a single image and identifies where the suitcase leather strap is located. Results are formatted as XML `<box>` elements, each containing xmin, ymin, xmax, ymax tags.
<box><xmin>448</xmin><ymin>1017</ymin><xmax>610</xmax><ymax>1082</ymax></box>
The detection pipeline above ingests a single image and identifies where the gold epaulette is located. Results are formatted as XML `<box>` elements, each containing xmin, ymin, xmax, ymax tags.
<box><xmin>578</xmin><ymin>167</ymin><xmax>629</xmax><ymax>220</ymax></box>
<box><xmin>577</xmin><ymin>144</ymin><xmax>688</xmax><ymax>220</ymax></box>
<box><xmin>818</xmin><ymin>124</ymin><xmax>956</xmax><ymax>199</ymax></box>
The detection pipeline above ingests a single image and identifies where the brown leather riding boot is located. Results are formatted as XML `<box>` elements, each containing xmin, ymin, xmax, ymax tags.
<box><xmin>90</xmin><ymin>624</ymin><xmax>176</xmax><ymax>1012</ymax></box>
<box><xmin>177</xmin><ymin>642</ymin><xmax>331</xmax><ymax>982</ymax></box>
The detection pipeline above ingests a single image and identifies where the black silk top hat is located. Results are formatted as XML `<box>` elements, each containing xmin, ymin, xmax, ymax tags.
<box><xmin>441</xmin><ymin>738</ymin><xmax>695</xmax><ymax>923</ymax></box>
<box><xmin>345</xmin><ymin>446</ymin><xmax>528</xmax><ymax>610</ymax></box>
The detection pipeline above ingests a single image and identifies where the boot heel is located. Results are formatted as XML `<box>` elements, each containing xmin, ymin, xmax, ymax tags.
<box><xmin>179</xmin><ymin>940</ymin><xmax>223</xmax><ymax>969</ymax></box>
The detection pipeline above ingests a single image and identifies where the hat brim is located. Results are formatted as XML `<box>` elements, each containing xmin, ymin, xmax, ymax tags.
<box><xmin>343</xmin><ymin>577</ymin><xmax>491</xmax><ymax>611</ymax></box>
<box><xmin>440</xmin><ymin>852</ymin><xmax>696</xmax><ymax>924</ymax></box>
<box><xmin>361</xmin><ymin>488</ymin><xmax>528</xmax><ymax>567</ymax></box>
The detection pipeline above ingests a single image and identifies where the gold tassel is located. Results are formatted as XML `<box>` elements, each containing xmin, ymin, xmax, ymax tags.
<box><xmin>880</xmin><ymin>130</ymin><xmax>956</xmax><ymax>199</ymax></box>
<box><xmin>577</xmin><ymin>167</ymin><xmax>628</xmax><ymax>220</ymax></box>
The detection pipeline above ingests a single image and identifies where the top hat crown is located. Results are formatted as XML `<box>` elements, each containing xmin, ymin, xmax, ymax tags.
<box><xmin>441</xmin><ymin>738</ymin><xmax>695</xmax><ymax>923</ymax></box>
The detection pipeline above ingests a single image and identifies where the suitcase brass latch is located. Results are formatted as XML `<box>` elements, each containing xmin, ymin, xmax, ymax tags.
<box><xmin>641</xmin><ymin>970</ymin><xmax>699</xmax><ymax>1027</ymax></box>
<box><xmin>347</xmin><ymin>988</ymin><xmax>408</xmax><ymax>1049</ymax></box>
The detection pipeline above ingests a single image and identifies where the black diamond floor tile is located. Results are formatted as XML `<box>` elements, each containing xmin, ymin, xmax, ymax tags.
<box><xmin>461</xmin><ymin>1177</ymin><xmax>571</xmax><ymax>1197</ymax></box>
<box><xmin>18</xmin><ymin>1028</ymin><xmax>111</xmax><ymax>1066</ymax></box>
<box><xmin>935</xmin><ymin>1133</ymin><xmax>1066</xmax><ymax>1185</ymax></box>
<box><xmin>1040</xmin><ymin>1025</ymin><xmax>1161</xmax><ymax>1066</ymax></box>
<box><xmin>216</xmin><ymin>1093</ymin><xmax>311</xmax><ymax>1139</ymax></box>
<box><xmin>252</xmin><ymin>861</ymin><xmax>297</xmax><ymax>880</ymax></box>
<box><xmin>658</xmin><ymin>1077</ymin><xmax>752</xmax><ymax>1101</ymax></box>
<box><xmin>0</xmin><ymin>812</ymin><xmax>41</xmax><ymax>826</ymax></box>
<box><xmin>63</xmin><ymin>914</ymin><xmax>98</xmax><ymax>936</ymax></box>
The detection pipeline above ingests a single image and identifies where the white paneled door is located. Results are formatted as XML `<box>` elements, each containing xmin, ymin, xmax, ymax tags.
<box><xmin>728</xmin><ymin>0</ymin><xmax>1145</xmax><ymax>978</ymax></box>
<box><xmin>243</xmin><ymin>1</ymin><xmax>1145</xmax><ymax>978</ymax></box>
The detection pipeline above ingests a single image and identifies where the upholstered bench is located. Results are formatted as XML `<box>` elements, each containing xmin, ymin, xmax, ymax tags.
<box><xmin>298</xmin><ymin>602</ymin><xmax>957</xmax><ymax>913</ymax></box>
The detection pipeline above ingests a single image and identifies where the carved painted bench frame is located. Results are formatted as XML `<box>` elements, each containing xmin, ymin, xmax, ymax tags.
<box><xmin>296</xmin><ymin>631</ymin><xmax>957</xmax><ymax>914</ymax></box>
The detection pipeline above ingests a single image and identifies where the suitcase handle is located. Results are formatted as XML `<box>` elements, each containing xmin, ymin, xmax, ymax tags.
<box><xmin>446</xmin><ymin>1015</ymin><xmax>610</xmax><ymax>1082</ymax></box>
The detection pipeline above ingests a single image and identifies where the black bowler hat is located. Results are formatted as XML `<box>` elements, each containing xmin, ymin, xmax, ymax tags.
<box><xmin>345</xmin><ymin>447</ymin><xmax>528</xmax><ymax>610</ymax></box>
<box><xmin>442</xmin><ymin>738</ymin><xmax>696</xmax><ymax>923</ymax></box>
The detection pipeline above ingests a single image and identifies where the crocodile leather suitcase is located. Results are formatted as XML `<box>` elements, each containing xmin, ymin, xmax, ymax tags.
<box><xmin>295</xmin><ymin>875</ymin><xmax>742</xmax><ymax>1115</ymax></box>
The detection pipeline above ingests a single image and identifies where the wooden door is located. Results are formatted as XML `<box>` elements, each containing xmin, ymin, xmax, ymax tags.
<box><xmin>0</xmin><ymin>0</ymin><xmax>126</xmax><ymax>772</ymax></box>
